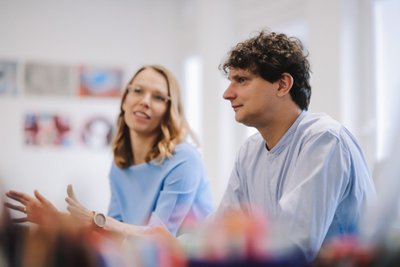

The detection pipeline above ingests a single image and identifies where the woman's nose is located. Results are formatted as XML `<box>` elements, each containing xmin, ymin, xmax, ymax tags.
<box><xmin>138</xmin><ymin>92</ymin><xmax>152</xmax><ymax>106</ymax></box>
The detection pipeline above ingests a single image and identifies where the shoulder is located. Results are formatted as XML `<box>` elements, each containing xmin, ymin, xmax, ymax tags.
<box><xmin>163</xmin><ymin>143</ymin><xmax>204</xmax><ymax>168</ymax></box>
<box><xmin>295</xmin><ymin>112</ymin><xmax>349</xmax><ymax>145</ymax></box>
<box><xmin>296</xmin><ymin>112</ymin><xmax>361</xmax><ymax>152</ymax></box>
<box><xmin>298</xmin><ymin>112</ymin><xmax>342</xmax><ymax>136</ymax></box>
<box><xmin>163</xmin><ymin>143</ymin><xmax>208</xmax><ymax>184</ymax></box>
<box><xmin>173</xmin><ymin>143</ymin><xmax>202</xmax><ymax>159</ymax></box>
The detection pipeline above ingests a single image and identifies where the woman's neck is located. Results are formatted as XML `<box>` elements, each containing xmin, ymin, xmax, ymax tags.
<box><xmin>130</xmin><ymin>131</ymin><xmax>158</xmax><ymax>165</ymax></box>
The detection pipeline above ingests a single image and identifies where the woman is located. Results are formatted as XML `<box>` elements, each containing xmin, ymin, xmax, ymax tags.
<box><xmin>6</xmin><ymin>65</ymin><xmax>214</xmax><ymax>237</ymax></box>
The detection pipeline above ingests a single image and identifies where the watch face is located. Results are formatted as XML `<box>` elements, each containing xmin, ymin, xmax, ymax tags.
<box><xmin>94</xmin><ymin>213</ymin><xmax>106</xmax><ymax>228</ymax></box>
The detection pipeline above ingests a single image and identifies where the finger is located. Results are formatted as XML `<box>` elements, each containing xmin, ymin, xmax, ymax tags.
<box><xmin>34</xmin><ymin>190</ymin><xmax>51</xmax><ymax>205</ymax></box>
<box><xmin>4</xmin><ymin>202</ymin><xmax>26</xmax><ymax>213</ymax></box>
<box><xmin>8</xmin><ymin>190</ymin><xmax>32</xmax><ymax>202</ymax></box>
<box><xmin>65</xmin><ymin>196</ymin><xmax>86</xmax><ymax>210</ymax></box>
<box><xmin>6</xmin><ymin>191</ymin><xmax>30</xmax><ymax>205</ymax></box>
<box><xmin>65</xmin><ymin>197</ymin><xmax>76</xmax><ymax>205</ymax></box>
<box><xmin>67</xmin><ymin>206</ymin><xmax>83</xmax><ymax>217</ymax></box>
<box><xmin>65</xmin><ymin>198</ymin><xmax>83</xmax><ymax>211</ymax></box>
<box><xmin>12</xmin><ymin>217</ymin><xmax>28</xmax><ymax>223</ymax></box>
<box><xmin>67</xmin><ymin>184</ymin><xmax>77</xmax><ymax>200</ymax></box>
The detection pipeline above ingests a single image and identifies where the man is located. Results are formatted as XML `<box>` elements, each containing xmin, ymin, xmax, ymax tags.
<box><xmin>217</xmin><ymin>30</ymin><xmax>376</xmax><ymax>261</ymax></box>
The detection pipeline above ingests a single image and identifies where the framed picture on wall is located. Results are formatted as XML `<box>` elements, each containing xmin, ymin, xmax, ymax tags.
<box><xmin>78</xmin><ymin>65</ymin><xmax>123</xmax><ymax>97</ymax></box>
<box><xmin>24</xmin><ymin>61</ymin><xmax>74</xmax><ymax>96</ymax></box>
<box><xmin>0</xmin><ymin>60</ymin><xmax>18</xmax><ymax>96</ymax></box>
<box><xmin>24</xmin><ymin>112</ymin><xmax>71</xmax><ymax>147</ymax></box>
<box><xmin>80</xmin><ymin>116</ymin><xmax>114</xmax><ymax>149</ymax></box>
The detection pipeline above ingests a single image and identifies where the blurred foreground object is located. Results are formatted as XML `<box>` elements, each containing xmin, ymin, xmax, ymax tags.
<box><xmin>179</xmin><ymin>210</ymin><xmax>307</xmax><ymax>267</ymax></box>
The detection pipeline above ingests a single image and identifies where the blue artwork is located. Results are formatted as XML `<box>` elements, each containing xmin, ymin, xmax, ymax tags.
<box><xmin>79</xmin><ymin>66</ymin><xmax>123</xmax><ymax>97</ymax></box>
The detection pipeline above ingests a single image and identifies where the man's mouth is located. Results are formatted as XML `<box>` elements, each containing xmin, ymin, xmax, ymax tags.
<box><xmin>232</xmin><ymin>104</ymin><xmax>242</xmax><ymax>111</ymax></box>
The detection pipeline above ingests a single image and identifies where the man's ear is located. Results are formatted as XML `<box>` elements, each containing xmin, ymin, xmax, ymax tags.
<box><xmin>276</xmin><ymin>73</ymin><xmax>294</xmax><ymax>97</ymax></box>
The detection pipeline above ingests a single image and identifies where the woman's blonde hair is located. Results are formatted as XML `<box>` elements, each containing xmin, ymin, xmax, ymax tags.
<box><xmin>112</xmin><ymin>65</ymin><xmax>196</xmax><ymax>168</ymax></box>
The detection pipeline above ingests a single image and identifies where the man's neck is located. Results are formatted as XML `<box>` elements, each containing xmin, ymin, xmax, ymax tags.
<box><xmin>259</xmin><ymin>108</ymin><xmax>302</xmax><ymax>151</ymax></box>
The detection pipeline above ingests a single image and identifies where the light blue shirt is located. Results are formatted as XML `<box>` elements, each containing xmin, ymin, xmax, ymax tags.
<box><xmin>108</xmin><ymin>143</ymin><xmax>214</xmax><ymax>236</ymax></box>
<box><xmin>217</xmin><ymin>112</ymin><xmax>376</xmax><ymax>260</ymax></box>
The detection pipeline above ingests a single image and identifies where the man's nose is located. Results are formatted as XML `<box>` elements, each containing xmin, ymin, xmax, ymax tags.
<box><xmin>223</xmin><ymin>84</ymin><xmax>235</xmax><ymax>100</ymax></box>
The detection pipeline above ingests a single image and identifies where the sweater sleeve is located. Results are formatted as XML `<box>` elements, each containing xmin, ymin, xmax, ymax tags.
<box><xmin>107</xmin><ymin>164</ymin><xmax>123</xmax><ymax>221</ymax></box>
<box><xmin>148</xmin><ymin>149</ymin><xmax>205</xmax><ymax>236</ymax></box>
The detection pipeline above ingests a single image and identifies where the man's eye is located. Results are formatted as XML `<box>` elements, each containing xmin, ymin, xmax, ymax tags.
<box><xmin>238</xmin><ymin>77</ymin><xmax>247</xmax><ymax>83</ymax></box>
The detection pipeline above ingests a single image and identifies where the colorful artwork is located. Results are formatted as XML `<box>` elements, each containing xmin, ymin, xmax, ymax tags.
<box><xmin>81</xmin><ymin>116</ymin><xmax>114</xmax><ymax>149</ymax></box>
<box><xmin>24</xmin><ymin>62</ymin><xmax>74</xmax><ymax>96</ymax></box>
<box><xmin>24</xmin><ymin>112</ymin><xmax>71</xmax><ymax>147</ymax></box>
<box><xmin>0</xmin><ymin>60</ymin><xmax>18</xmax><ymax>95</ymax></box>
<box><xmin>79</xmin><ymin>66</ymin><xmax>123</xmax><ymax>97</ymax></box>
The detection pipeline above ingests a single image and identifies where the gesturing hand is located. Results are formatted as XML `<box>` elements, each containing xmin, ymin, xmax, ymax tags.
<box><xmin>5</xmin><ymin>190</ymin><xmax>59</xmax><ymax>225</ymax></box>
<box><xmin>65</xmin><ymin>184</ymin><xmax>93</xmax><ymax>226</ymax></box>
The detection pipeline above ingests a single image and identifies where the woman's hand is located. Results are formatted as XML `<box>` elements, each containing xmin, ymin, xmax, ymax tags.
<box><xmin>65</xmin><ymin>184</ymin><xmax>93</xmax><ymax>226</ymax></box>
<box><xmin>5</xmin><ymin>190</ymin><xmax>59</xmax><ymax>225</ymax></box>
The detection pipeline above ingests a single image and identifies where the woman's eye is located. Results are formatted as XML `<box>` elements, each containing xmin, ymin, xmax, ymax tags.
<box><xmin>133</xmin><ymin>87</ymin><xmax>142</xmax><ymax>93</ymax></box>
<box><xmin>153</xmin><ymin>95</ymin><xmax>165</xmax><ymax>102</ymax></box>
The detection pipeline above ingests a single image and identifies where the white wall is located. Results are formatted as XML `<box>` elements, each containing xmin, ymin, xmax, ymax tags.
<box><xmin>0</xmin><ymin>0</ymin><xmax>385</xmax><ymax>212</ymax></box>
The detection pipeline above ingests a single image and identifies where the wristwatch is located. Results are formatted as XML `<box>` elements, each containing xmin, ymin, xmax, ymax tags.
<box><xmin>93</xmin><ymin>212</ymin><xmax>106</xmax><ymax>229</ymax></box>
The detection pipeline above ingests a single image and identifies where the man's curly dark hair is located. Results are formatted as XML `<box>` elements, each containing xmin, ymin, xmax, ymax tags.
<box><xmin>220</xmin><ymin>30</ymin><xmax>311</xmax><ymax>110</ymax></box>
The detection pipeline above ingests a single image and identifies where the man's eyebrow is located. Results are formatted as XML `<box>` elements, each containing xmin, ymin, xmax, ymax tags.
<box><xmin>229</xmin><ymin>73</ymin><xmax>248</xmax><ymax>80</ymax></box>
<box><xmin>229</xmin><ymin>74</ymin><xmax>239</xmax><ymax>79</ymax></box>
